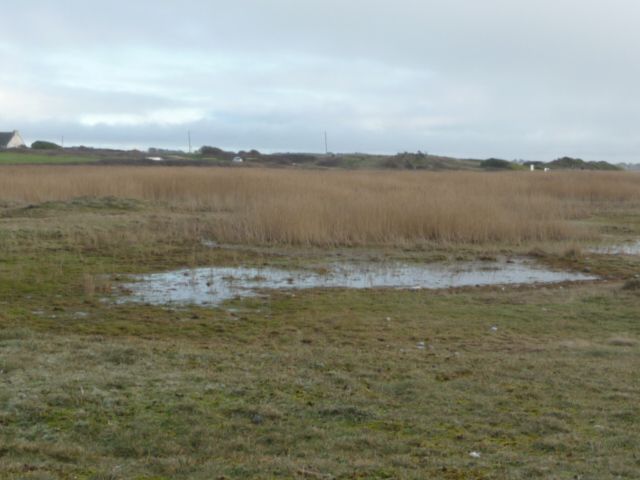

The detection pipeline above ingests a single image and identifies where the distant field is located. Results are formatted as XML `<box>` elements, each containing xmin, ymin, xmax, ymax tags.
<box><xmin>0</xmin><ymin>152</ymin><xmax>97</xmax><ymax>164</ymax></box>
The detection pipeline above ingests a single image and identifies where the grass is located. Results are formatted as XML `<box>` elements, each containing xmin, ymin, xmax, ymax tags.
<box><xmin>0</xmin><ymin>152</ymin><xmax>97</xmax><ymax>165</ymax></box>
<box><xmin>1</xmin><ymin>280</ymin><xmax>639</xmax><ymax>479</ymax></box>
<box><xmin>1</xmin><ymin>167</ymin><xmax>640</xmax><ymax>478</ymax></box>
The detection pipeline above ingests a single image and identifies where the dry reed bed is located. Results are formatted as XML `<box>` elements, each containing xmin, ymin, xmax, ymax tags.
<box><xmin>1</xmin><ymin>166</ymin><xmax>639</xmax><ymax>246</ymax></box>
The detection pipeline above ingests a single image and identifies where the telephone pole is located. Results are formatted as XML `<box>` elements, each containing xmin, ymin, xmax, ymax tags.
<box><xmin>324</xmin><ymin>131</ymin><xmax>328</xmax><ymax>155</ymax></box>
<box><xmin>188</xmin><ymin>131</ymin><xmax>192</xmax><ymax>154</ymax></box>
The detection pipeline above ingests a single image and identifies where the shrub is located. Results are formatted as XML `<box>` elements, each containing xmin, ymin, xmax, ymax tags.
<box><xmin>31</xmin><ymin>141</ymin><xmax>62</xmax><ymax>150</ymax></box>
<box><xmin>480</xmin><ymin>158</ymin><xmax>515</xmax><ymax>170</ymax></box>
<box><xmin>548</xmin><ymin>157</ymin><xmax>621</xmax><ymax>171</ymax></box>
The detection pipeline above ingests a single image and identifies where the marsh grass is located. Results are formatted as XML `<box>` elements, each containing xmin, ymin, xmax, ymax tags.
<box><xmin>1</xmin><ymin>167</ymin><xmax>640</xmax><ymax>478</ymax></box>
<box><xmin>1</xmin><ymin>285</ymin><xmax>639</xmax><ymax>479</ymax></box>
<box><xmin>1</xmin><ymin>166</ymin><xmax>639</xmax><ymax>246</ymax></box>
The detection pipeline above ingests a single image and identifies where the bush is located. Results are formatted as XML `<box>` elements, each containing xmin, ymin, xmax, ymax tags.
<box><xmin>381</xmin><ymin>156</ymin><xmax>406</xmax><ymax>169</ymax></box>
<box><xmin>31</xmin><ymin>140</ymin><xmax>62</xmax><ymax>150</ymax></box>
<box><xmin>548</xmin><ymin>157</ymin><xmax>621</xmax><ymax>171</ymax></box>
<box><xmin>480</xmin><ymin>158</ymin><xmax>515</xmax><ymax>170</ymax></box>
<box><xmin>199</xmin><ymin>146</ymin><xmax>226</xmax><ymax>156</ymax></box>
<box><xmin>317</xmin><ymin>157</ymin><xmax>343</xmax><ymax>167</ymax></box>
<box><xmin>199</xmin><ymin>146</ymin><xmax>235</xmax><ymax>160</ymax></box>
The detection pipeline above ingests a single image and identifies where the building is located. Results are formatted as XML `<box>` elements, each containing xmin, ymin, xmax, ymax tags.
<box><xmin>0</xmin><ymin>130</ymin><xmax>26</xmax><ymax>149</ymax></box>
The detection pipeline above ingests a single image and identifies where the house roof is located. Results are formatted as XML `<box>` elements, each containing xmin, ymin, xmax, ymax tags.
<box><xmin>0</xmin><ymin>131</ymin><xmax>17</xmax><ymax>147</ymax></box>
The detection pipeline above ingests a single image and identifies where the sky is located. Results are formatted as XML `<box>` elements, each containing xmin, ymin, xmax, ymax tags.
<box><xmin>2</xmin><ymin>0</ymin><xmax>640</xmax><ymax>162</ymax></box>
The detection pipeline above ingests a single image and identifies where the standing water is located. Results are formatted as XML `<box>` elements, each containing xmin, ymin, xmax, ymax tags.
<box><xmin>591</xmin><ymin>241</ymin><xmax>640</xmax><ymax>255</ymax></box>
<box><xmin>120</xmin><ymin>260</ymin><xmax>597</xmax><ymax>307</ymax></box>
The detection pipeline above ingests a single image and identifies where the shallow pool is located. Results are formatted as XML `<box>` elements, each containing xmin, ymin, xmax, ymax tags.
<box><xmin>121</xmin><ymin>260</ymin><xmax>597</xmax><ymax>306</ymax></box>
<box><xmin>591</xmin><ymin>241</ymin><xmax>640</xmax><ymax>255</ymax></box>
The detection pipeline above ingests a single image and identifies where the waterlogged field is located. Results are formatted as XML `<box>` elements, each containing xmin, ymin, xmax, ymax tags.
<box><xmin>1</xmin><ymin>166</ymin><xmax>640</xmax><ymax>479</ymax></box>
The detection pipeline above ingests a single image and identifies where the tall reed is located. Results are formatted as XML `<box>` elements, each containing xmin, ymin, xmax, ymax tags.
<box><xmin>1</xmin><ymin>166</ymin><xmax>638</xmax><ymax>246</ymax></box>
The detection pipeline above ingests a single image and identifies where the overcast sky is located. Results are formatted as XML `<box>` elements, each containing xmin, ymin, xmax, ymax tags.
<box><xmin>2</xmin><ymin>0</ymin><xmax>640</xmax><ymax>161</ymax></box>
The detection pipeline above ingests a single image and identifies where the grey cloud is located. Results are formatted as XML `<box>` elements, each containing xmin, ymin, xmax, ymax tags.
<box><xmin>2</xmin><ymin>1</ymin><xmax>640</xmax><ymax>161</ymax></box>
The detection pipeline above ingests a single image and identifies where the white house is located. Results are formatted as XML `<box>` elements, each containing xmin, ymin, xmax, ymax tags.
<box><xmin>0</xmin><ymin>130</ymin><xmax>26</xmax><ymax>149</ymax></box>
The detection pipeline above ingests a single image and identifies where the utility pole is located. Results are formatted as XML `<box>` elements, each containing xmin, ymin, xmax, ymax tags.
<box><xmin>324</xmin><ymin>131</ymin><xmax>328</xmax><ymax>155</ymax></box>
<box><xmin>61</xmin><ymin>136</ymin><xmax>64</xmax><ymax>148</ymax></box>
<box><xmin>188</xmin><ymin>130</ymin><xmax>192</xmax><ymax>154</ymax></box>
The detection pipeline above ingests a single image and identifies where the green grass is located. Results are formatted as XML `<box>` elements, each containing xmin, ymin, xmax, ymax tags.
<box><xmin>0</xmin><ymin>152</ymin><xmax>97</xmax><ymax>165</ymax></box>
<box><xmin>1</xmin><ymin>197</ymin><xmax>639</xmax><ymax>479</ymax></box>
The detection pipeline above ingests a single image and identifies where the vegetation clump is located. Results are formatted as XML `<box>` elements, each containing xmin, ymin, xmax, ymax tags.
<box><xmin>547</xmin><ymin>156</ymin><xmax>621</xmax><ymax>171</ymax></box>
<box><xmin>480</xmin><ymin>158</ymin><xmax>519</xmax><ymax>170</ymax></box>
<box><xmin>31</xmin><ymin>140</ymin><xmax>63</xmax><ymax>150</ymax></box>
<box><xmin>199</xmin><ymin>145</ymin><xmax>232</xmax><ymax>158</ymax></box>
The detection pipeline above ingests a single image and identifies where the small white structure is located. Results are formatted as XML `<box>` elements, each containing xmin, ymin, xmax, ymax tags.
<box><xmin>544</xmin><ymin>168</ymin><xmax>550</xmax><ymax>172</ymax></box>
<box><xmin>232</xmin><ymin>156</ymin><xmax>244</xmax><ymax>163</ymax></box>
<box><xmin>530</xmin><ymin>164</ymin><xmax>535</xmax><ymax>171</ymax></box>
<box><xmin>0</xmin><ymin>130</ymin><xmax>26</xmax><ymax>149</ymax></box>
